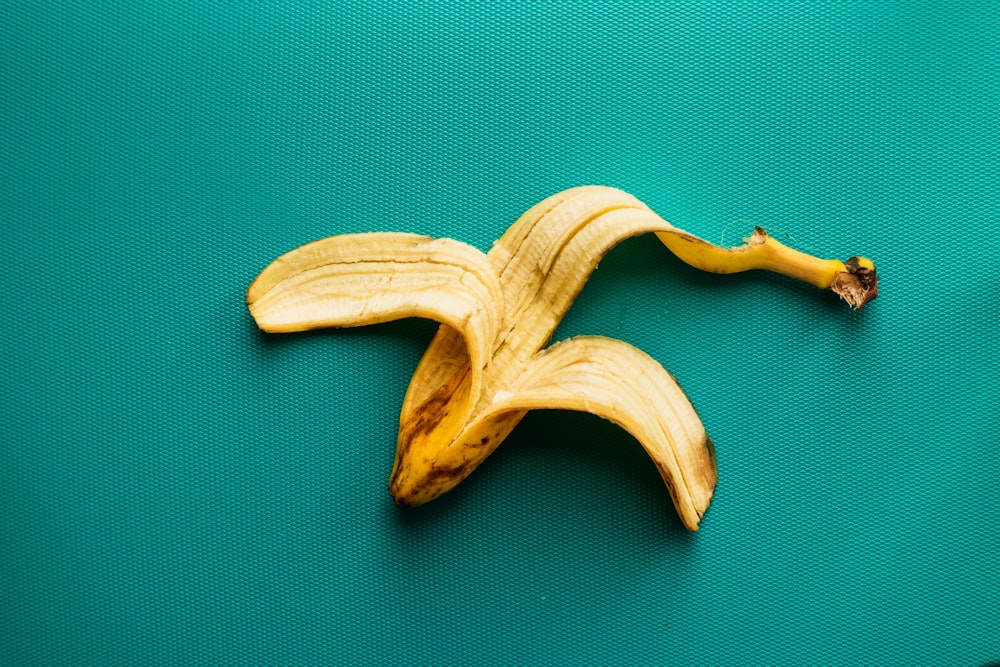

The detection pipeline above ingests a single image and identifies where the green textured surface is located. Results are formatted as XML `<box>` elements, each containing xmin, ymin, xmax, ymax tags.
<box><xmin>2</xmin><ymin>2</ymin><xmax>998</xmax><ymax>664</ymax></box>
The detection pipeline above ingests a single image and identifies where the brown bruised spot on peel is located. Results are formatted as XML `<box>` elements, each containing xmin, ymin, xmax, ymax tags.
<box><xmin>393</xmin><ymin>460</ymin><xmax>478</xmax><ymax>507</ymax></box>
<box><xmin>831</xmin><ymin>256</ymin><xmax>879</xmax><ymax>310</ymax></box>
<box><xmin>398</xmin><ymin>365</ymin><xmax>471</xmax><ymax>442</ymax></box>
<box><xmin>389</xmin><ymin>367</ymin><xmax>469</xmax><ymax>504</ymax></box>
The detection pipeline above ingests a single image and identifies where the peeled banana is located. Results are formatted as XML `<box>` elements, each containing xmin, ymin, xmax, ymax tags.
<box><xmin>247</xmin><ymin>185</ymin><xmax>878</xmax><ymax>530</ymax></box>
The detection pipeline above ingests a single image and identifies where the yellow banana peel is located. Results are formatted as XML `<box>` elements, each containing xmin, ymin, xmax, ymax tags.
<box><xmin>247</xmin><ymin>186</ymin><xmax>878</xmax><ymax>530</ymax></box>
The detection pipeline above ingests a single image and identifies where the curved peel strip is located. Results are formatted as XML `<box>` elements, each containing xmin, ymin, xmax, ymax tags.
<box><xmin>491</xmin><ymin>336</ymin><xmax>716</xmax><ymax>531</ymax></box>
<box><xmin>246</xmin><ymin>232</ymin><xmax>503</xmax><ymax>408</ymax></box>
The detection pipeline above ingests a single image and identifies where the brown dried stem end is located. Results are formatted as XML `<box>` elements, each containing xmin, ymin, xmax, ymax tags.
<box><xmin>830</xmin><ymin>256</ymin><xmax>879</xmax><ymax>310</ymax></box>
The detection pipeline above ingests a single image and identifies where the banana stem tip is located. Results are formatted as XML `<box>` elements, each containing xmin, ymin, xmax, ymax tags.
<box><xmin>831</xmin><ymin>256</ymin><xmax>879</xmax><ymax>309</ymax></box>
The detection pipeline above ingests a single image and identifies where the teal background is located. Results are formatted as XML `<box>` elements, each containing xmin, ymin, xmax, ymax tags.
<box><xmin>2</xmin><ymin>2</ymin><xmax>998</xmax><ymax>664</ymax></box>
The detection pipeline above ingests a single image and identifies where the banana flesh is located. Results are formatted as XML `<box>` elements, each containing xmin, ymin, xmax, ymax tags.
<box><xmin>247</xmin><ymin>185</ymin><xmax>878</xmax><ymax>531</ymax></box>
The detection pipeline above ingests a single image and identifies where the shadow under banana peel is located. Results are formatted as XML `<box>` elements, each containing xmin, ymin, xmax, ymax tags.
<box><xmin>246</xmin><ymin>186</ymin><xmax>878</xmax><ymax>531</ymax></box>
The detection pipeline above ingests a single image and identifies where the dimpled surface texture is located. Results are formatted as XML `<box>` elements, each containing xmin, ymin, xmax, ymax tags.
<box><xmin>2</xmin><ymin>2</ymin><xmax>998</xmax><ymax>665</ymax></box>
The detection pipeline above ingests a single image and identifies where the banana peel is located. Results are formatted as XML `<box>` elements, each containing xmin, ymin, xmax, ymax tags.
<box><xmin>247</xmin><ymin>185</ymin><xmax>878</xmax><ymax>530</ymax></box>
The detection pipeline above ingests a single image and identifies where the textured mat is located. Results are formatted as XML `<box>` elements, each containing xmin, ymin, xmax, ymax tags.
<box><xmin>2</xmin><ymin>2</ymin><xmax>998</xmax><ymax>664</ymax></box>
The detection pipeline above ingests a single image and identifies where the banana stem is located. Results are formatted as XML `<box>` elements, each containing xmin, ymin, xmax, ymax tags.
<box><xmin>655</xmin><ymin>227</ymin><xmax>879</xmax><ymax>309</ymax></box>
